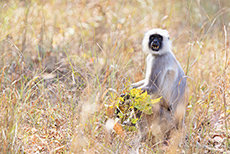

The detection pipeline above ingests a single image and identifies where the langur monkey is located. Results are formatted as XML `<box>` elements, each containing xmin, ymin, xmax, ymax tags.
<box><xmin>132</xmin><ymin>28</ymin><xmax>188</xmax><ymax>140</ymax></box>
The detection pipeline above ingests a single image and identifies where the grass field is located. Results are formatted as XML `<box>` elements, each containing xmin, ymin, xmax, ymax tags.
<box><xmin>0</xmin><ymin>0</ymin><xmax>230</xmax><ymax>153</ymax></box>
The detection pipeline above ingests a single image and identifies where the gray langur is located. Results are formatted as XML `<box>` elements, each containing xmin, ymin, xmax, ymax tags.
<box><xmin>132</xmin><ymin>28</ymin><xmax>188</xmax><ymax>140</ymax></box>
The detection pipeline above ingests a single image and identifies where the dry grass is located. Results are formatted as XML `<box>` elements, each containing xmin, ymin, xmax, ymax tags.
<box><xmin>0</xmin><ymin>0</ymin><xmax>230</xmax><ymax>153</ymax></box>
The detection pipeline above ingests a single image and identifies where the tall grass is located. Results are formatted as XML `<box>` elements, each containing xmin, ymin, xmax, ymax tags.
<box><xmin>0</xmin><ymin>0</ymin><xmax>229</xmax><ymax>153</ymax></box>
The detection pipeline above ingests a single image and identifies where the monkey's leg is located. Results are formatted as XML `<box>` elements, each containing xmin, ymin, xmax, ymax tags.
<box><xmin>139</xmin><ymin>105</ymin><xmax>175</xmax><ymax>141</ymax></box>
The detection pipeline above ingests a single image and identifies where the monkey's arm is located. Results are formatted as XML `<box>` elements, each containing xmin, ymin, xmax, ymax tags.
<box><xmin>131</xmin><ymin>80</ymin><xmax>145</xmax><ymax>88</ymax></box>
<box><xmin>137</xmin><ymin>67</ymin><xmax>165</xmax><ymax>94</ymax></box>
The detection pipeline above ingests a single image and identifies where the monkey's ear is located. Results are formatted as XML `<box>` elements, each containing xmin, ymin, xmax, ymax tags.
<box><xmin>168</xmin><ymin>37</ymin><xmax>170</xmax><ymax>40</ymax></box>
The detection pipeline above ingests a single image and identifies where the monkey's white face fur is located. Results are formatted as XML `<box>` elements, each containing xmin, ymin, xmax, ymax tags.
<box><xmin>142</xmin><ymin>28</ymin><xmax>172</xmax><ymax>55</ymax></box>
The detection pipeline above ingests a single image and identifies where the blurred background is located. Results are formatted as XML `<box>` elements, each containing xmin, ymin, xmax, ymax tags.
<box><xmin>0</xmin><ymin>0</ymin><xmax>229</xmax><ymax>153</ymax></box>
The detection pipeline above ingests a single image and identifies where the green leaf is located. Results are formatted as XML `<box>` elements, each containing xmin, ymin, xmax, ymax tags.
<box><xmin>118</xmin><ymin>112</ymin><xmax>124</xmax><ymax>119</ymax></box>
<box><xmin>119</xmin><ymin>96</ymin><xmax>124</xmax><ymax>102</ymax></box>
<box><xmin>131</xmin><ymin>118</ymin><xmax>139</xmax><ymax>124</ymax></box>
<box><xmin>151</xmin><ymin>96</ymin><xmax>162</xmax><ymax>104</ymax></box>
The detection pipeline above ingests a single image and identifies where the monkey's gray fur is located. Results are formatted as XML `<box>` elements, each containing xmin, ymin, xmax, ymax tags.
<box><xmin>132</xmin><ymin>28</ymin><xmax>188</xmax><ymax>140</ymax></box>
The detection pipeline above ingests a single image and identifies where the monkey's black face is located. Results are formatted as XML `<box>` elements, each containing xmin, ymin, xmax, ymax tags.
<box><xmin>149</xmin><ymin>34</ymin><xmax>163</xmax><ymax>51</ymax></box>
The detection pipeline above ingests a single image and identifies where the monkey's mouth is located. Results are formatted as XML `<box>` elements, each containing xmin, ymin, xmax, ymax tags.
<box><xmin>151</xmin><ymin>45</ymin><xmax>160</xmax><ymax>50</ymax></box>
<box><xmin>149</xmin><ymin>41</ymin><xmax>161</xmax><ymax>51</ymax></box>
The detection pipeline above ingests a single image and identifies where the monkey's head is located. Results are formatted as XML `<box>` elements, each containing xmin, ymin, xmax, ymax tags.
<box><xmin>142</xmin><ymin>28</ymin><xmax>172</xmax><ymax>55</ymax></box>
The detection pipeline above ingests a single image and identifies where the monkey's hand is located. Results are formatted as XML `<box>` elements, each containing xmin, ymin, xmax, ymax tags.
<box><xmin>137</xmin><ymin>86</ymin><xmax>155</xmax><ymax>95</ymax></box>
<box><xmin>140</xmin><ymin>87</ymin><xmax>152</xmax><ymax>94</ymax></box>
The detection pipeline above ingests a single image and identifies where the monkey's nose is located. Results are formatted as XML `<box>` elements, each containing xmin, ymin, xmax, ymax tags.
<box><xmin>151</xmin><ymin>41</ymin><xmax>158</xmax><ymax>46</ymax></box>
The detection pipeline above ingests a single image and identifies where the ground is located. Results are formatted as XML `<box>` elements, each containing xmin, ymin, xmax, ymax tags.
<box><xmin>0</xmin><ymin>0</ymin><xmax>230</xmax><ymax>153</ymax></box>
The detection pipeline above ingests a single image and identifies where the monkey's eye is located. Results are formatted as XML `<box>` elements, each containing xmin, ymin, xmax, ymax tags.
<box><xmin>158</xmin><ymin>37</ymin><xmax>162</xmax><ymax>40</ymax></box>
<box><xmin>150</xmin><ymin>36</ymin><xmax>154</xmax><ymax>40</ymax></box>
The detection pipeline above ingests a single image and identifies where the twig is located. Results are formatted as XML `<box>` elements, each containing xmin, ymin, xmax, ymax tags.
<box><xmin>222</xmin><ymin>25</ymin><xmax>229</xmax><ymax>152</ymax></box>
<box><xmin>21</xmin><ymin>1</ymin><xmax>30</xmax><ymax>53</ymax></box>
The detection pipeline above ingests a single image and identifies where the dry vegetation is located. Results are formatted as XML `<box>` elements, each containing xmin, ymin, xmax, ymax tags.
<box><xmin>0</xmin><ymin>0</ymin><xmax>230</xmax><ymax>153</ymax></box>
